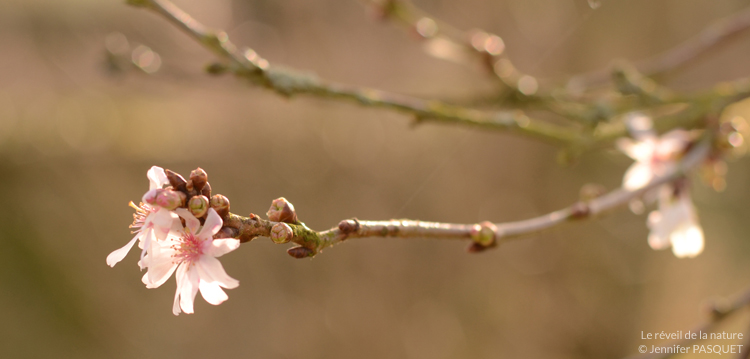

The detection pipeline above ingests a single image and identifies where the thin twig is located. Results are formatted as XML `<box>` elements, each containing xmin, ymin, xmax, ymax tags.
<box><xmin>128</xmin><ymin>0</ymin><xmax>583</xmax><ymax>145</ymax></box>
<box><xmin>221</xmin><ymin>136</ymin><xmax>712</xmax><ymax>257</ymax></box>
<box><xmin>362</xmin><ymin>0</ymin><xmax>570</xmax><ymax>110</ymax></box>
<box><xmin>571</xmin><ymin>5</ymin><xmax>750</xmax><ymax>88</ymax></box>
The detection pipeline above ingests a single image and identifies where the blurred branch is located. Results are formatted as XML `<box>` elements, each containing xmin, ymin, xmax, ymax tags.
<box><xmin>626</xmin><ymin>288</ymin><xmax>750</xmax><ymax>359</ymax></box>
<box><xmin>127</xmin><ymin>0</ymin><xmax>584</xmax><ymax>145</ymax></box>
<box><xmin>220</xmin><ymin>136</ymin><xmax>712</xmax><ymax>258</ymax></box>
<box><xmin>362</xmin><ymin>0</ymin><xmax>591</xmax><ymax>120</ymax></box>
<box><xmin>571</xmin><ymin>5</ymin><xmax>750</xmax><ymax>88</ymax></box>
<box><xmin>364</xmin><ymin>1</ymin><xmax>516</xmax><ymax>87</ymax></box>
<box><xmin>126</xmin><ymin>0</ymin><xmax>750</xmax><ymax>151</ymax></box>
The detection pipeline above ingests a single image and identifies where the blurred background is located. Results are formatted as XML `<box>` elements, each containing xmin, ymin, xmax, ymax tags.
<box><xmin>2</xmin><ymin>0</ymin><xmax>750</xmax><ymax>358</ymax></box>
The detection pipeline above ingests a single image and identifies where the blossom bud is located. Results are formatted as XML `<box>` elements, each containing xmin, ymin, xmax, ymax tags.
<box><xmin>189</xmin><ymin>168</ymin><xmax>208</xmax><ymax>191</ymax></box>
<box><xmin>142</xmin><ymin>188</ymin><xmax>160</xmax><ymax>205</ymax></box>
<box><xmin>469</xmin><ymin>221</ymin><xmax>497</xmax><ymax>248</ymax></box>
<box><xmin>201</xmin><ymin>182</ymin><xmax>212</xmax><ymax>198</ymax></box>
<box><xmin>267</xmin><ymin>197</ymin><xmax>297</xmax><ymax>223</ymax></box>
<box><xmin>338</xmin><ymin>219</ymin><xmax>360</xmax><ymax>234</ymax></box>
<box><xmin>210</xmin><ymin>194</ymin><xmax>230</xmax><ymax>218</ymax></box>
<box><xmin>188</xmin><ymin>195</ymin><xmax>210</xmax><ymax>218</ymax></box>
<box><xmin>155</xmin><ymin>190</ymin><xmax>184</xmax><ymax>210</ymax></box>
<box><xmin>165</xmin><ymin>169</ymin><xmax>188</xmax><ymax>192</ymax></box>
<box><xmin>287</xmin><ymin>246</ymin><xmax>314</xmax><ymax>259</ymax></box>
<box><xmin>270</xmin><ymin>222</ymin><xmax>293</xmax><ymax>244</ymax></box>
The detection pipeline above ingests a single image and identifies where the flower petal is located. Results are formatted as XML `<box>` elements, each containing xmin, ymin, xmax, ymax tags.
<box><xmin>207</xmin><ymin>238</ymin><xmax>240</xmax><ymax>258</ymax></box>
<box><xmin>175</xmin><ymin>208</ymin><xmax>200</xmax><ymax>234</ymax></box>
<box><xmin>199</xmin><ymin>280</ymin><xmax>229</xmax><ymax>305</ymax></box>
<box><xmin>646</xmin><ymin>210</ymin><xmax>670</xmax><ymax>250</ymax></box>
<box><xmin>138</xmin><ymin>229</ymin><xmax>157</xmax><ymax>268</ymax></box>
<box><xmin>179</xmin><ymin>267</ymin><xmax>200</xmax><ymax>314</ymax></box>
<box><xmin>196</xmin><ymin>256</ymin><xmax>239</xmax><ymax>289</ymax></box>
<box><xmin>173</xmin><ymin>264</ymin><xmax>187</xmax><ymax>316</ymax></box>
<box><xmin>617</xmin><ymin>137</ymin><xmax>656</xmax><ymax>162</ymax></box>
<box><xmin>145</xmin><ymin>245</ymin><xmax>178</xmax><ymax>288</ymax></box>
<box><xmin>623</xmin><ymin>163</ymin><xmax>653</xmax><ymax>190</ymax></box>
<box><xmin>151</xmin><ymin>209</ymin><xmax>178</xmax><ymax>236</ymax></box>
<box><xmin>200</xmin><ymin>208</ymin><xmax>223</xmax><ymax>238</ymax></box>
<box><xmin>106</xmin><ymin>233</ymin><xmax>140</xmax><ymax>267</ymax></box>
<box><xmin>671</xmin><ymin>223</ymin><xmax>704</xmax><ymax>258</ymax></box>
<box><xmin>148</xmin><ymin>166</ymin><xmax>169</xmax><ymax>190</ymax></box>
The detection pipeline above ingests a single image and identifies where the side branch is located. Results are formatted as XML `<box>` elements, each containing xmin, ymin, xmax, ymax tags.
<box><xmin>221</xmin><ymin>138</ymin><xmax>712</xmax><ymax>258</ymax></box>
<box><xmin>128</xmin><ymin>0</ymin><xmax>583</xmax><ymax>145</ymax></box>
<box><xmin>572</xmin><ymin>5</ymin><xmax>750</xmax><ymax>88</ymax></box>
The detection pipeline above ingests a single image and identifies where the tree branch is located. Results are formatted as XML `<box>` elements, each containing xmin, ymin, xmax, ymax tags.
<box><xmin>127</xmin><ymin>0</ymin><xmax>584</xmax><ymax>145</ymax></box>
<box><xmin>220</xmin><ymin>136</ymin><xmax>712</xmax><ymax>258</ymax></box>
<box><xmin>571</xmin><ymin>5</ymin><xmax>750</xmax><ymax>88</ymax></box>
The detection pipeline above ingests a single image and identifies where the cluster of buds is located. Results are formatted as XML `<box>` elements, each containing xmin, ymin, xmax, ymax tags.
<box><xmin>264</xmin><ymin>197</ymin><xmax>315</xmax><ymax>258</ymax></box>
<box><xmin>160</xmin><ymin>167</ymin><xmax>231</xmax><ymax>222</ymax></box>
<box><xmin>108</xmin><ymin>166</ymin><xmax>242</xmax><ymax>315</ymax></box>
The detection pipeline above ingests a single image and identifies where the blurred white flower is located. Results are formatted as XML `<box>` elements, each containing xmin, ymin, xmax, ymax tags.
<box><xmin>142</xmin><ymin>208</ymin><xmax>240</xmax><ymax>315</ymax></box>
<box><xmin>646</xmin><ymin>186</ymin><xmax>704</xmax><ymax>258</ymax></box>
<box><xmin>106</xmin><ymin>166</ymin><xmax>180</xmax><ymax>268</ymax></box>
<box><xmin>617</xmin><ymin>116</ymin><xmax>691</xmax><ymax>190</ymax></box>
<box><xmin>618</xmin><ymin>115</ymin><xmax>704</xmax><ymax>258</ymax></box>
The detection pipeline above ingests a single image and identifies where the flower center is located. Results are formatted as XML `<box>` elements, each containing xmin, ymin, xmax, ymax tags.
<box><xmin>129</xmin><ymin>201</ymin><xmax>156</xmax><ymax>233</ymax></box>
<box><xmin>172</xmin><ymin>229</ymin><xmax>204</xmax><ymax>265</ymax></box>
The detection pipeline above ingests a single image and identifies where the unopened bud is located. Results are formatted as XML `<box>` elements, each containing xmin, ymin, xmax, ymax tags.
<box><xmin>188</xmin><ymin>195</ymin><xmax>210</xmax><ymax>218</ymax></box>
<box><xmin>287</xmin><ymin>246</ymin><xmax>314</xmax><ymax>259</ymax></box>
<box><xmin>155</xmin><ymin>190</ymin><xmax>184</xmax><ymax>210</ymax></box>
<box><xmin>165</xmin><ymin>169</ymin><xmax>187</xmax><ymax>192</ymax></box>
<box><xmin>201</xmin><ymin>182</ymin><xmax>212</xmax><ymax>198</ymax></box>
<box><xmin>267</xmin><ymin>197</ymin><xmax>298</xmax><ymax>223</ymax></box>
<box><xmin>270</xmin><ymin>222</ymin><xmax>293</xmax><ymax>244</ymax></box>
<box><xmin>189</xmin><ymin>168</ymin><xmax>208</xmax><ymax>191</ymax></box>
<box><xmin>142</xmin><ymin>188</ymin><xmax>160</xmax><ymax>205</ymax></box>
<box><xmin>570</xmin><ymin>202</ymin><xmax>590</xmax><ymax>219</ymax></box>
<box><xmin>338</xmin><ymin>219</ymin><xmax>360</xmax><ymax>234</ymax></box>
<box><xmin>210</xmin><ymin>194</ymin><xmax>230</xmax><ymax>218</ymax></box>
<box><xmin>469</xmin><ymin>221</ymin><xmax>497</xmax><ymax>248</ymax></box>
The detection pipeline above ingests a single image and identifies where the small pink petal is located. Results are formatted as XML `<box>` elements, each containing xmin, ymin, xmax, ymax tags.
<box><xmin>201</xmin><ymin>208</ymin><xmax>223</xmax><ymax>238</ymax></box>
<box><xmin>147</xmin><ymin>166</ymin><xmax>168</xmax><ymax>190</ymax></box>
<box><xmin>179</xmin><ymin>267</ymin><xmax>200</xmax><ymax>314</ymax></box>
<box><xmin>151</xmin><ymin>209</ymin><xmax>178</xmax><ymax>233</ymax></box>
<box><xmin>199</xmin><ymin>280</ymin><xmax>229</xmax><ymax>305</ymax></box>
<box><xmin>207</xmin><ymin>238</ymin><xmax>240</xmax><ymax>258</ymax></box>
<box><xmin>138</xmin><ymin>229</ymin><xmax>157</xmax><ymax>268</ymax></box>
<box><xmin>145</xmin><ymin>246</ymin><xmax>179</xmax><ymax>288</ymax></box>
<box><xmin>106</xmin><ymin>233</ymin><xmax>140</xmax><ymax>267</ymax></box>
<box><xmin>175</xmin><ymin>208</ymin><xmax>200</xmax><ymax>234</ymax></box>
<box><xmin>196</xmin><ymin>256</ymin><xmax>239</xmax><ymax>289</ymax></box>
<box><xmin>173</xmin><ymin>264</ymin><xmax>187</xmax><ymax>316</ymax></box>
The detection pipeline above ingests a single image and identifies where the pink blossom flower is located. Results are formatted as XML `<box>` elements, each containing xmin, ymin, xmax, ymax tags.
<box><xmin>106</xmin><ymin>166</ymin><xmax>180</xmax><ymax>268</ymax></box>
<box><xmin>142</xmin><ymin>208</ymin><xmax>240</xmax><ymax>315</ymax></box>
